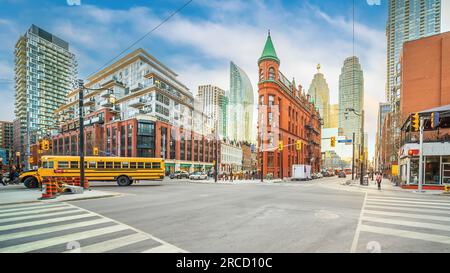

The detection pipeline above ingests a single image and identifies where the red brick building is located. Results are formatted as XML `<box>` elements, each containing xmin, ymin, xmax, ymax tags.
<box><xmin>32</xmin><ymin>108</ymin><xmax>217</xmax><ymax>174</ymax></box>
<box><xmin>400</xmin><ymin>31</ymin><xmax>450</xmax><ymax>124</ymax></box>
<box><xmin>257</xmin><ymin>32</ymin><xmax>321</xmax><ymax>178</ymax></box>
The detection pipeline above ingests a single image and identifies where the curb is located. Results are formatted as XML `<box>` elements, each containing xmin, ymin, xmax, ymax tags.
<box><xmin>0</xmin><ymin>192</ymin><xmax>122</xmax><ymax>206</ymax></box>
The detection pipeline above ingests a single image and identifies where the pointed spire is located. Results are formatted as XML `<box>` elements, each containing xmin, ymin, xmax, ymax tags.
<box><xmin>258</xmin><ymin>30</ymin><xmax>280</xmax><ymax>64</ymax></box>
<box><xmin>317</xmin><ymin>63</ymin><xmax>321</xmax><ymax>73</ymax></box>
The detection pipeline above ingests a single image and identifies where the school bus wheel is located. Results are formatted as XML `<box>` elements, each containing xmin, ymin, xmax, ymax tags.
<box><xmin>117</xmin><ymin>175</ymin><xmax>132</xmax><ymax>186</ymax></box>
<box><xmin>23</xmin><ymin>177</ymin><xmax>39</xmax><ymax>189</ymax></box>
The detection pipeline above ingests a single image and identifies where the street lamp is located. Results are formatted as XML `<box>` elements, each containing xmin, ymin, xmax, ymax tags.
<box><xmin>345</xmin><ymin>108</ymin><xmax>365</xmax><ymax>185</ymax></box>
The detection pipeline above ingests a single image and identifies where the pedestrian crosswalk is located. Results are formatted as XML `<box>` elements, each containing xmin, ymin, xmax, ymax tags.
<box><xmin>0</xmin><ymin>202</ymin><xmax>187</xmax><ymax>253</ymax></box>
<box><xmin>352</xmin><ymin>193</ymin><xmax>450</xmax><ymax>252</ymax></box>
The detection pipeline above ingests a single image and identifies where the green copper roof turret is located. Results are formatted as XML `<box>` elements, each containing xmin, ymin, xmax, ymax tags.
<box><xmin>258</xmin><ymin>30</ymin><xmax>280</xmax><ymax>64</ymax></box>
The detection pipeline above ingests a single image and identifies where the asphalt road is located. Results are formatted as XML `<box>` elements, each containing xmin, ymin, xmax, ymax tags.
<box><xmin>2</xmin><ymin>177</ymin><xmax>450</xmax><ymax>253</ymax></box>
<box><xmin>68</xmin><ymin>177</ymin><xmax>364</xmax><ymax>252</ymax></box>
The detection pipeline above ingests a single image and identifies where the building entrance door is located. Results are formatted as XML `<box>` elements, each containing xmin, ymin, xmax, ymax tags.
<box><xmin>442</xmin><ymin>163</ymin><xmax>450</xmax><ymax>184</ymax></box>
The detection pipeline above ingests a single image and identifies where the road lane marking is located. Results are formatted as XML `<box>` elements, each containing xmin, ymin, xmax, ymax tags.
<box><xmin>365</xmin><ymin>201</ymin><xmax>450</xmax><ymax>210</ymax></box>
<box><xmin>366</xmin><ymin>198</ymin><xmax>450</xmax><ymax>207</ymax></box>
<box><xmin>0</xmin><ymin>218</ymin><xmax>111</xmax><ymax>242</ymax></box>
<box><xmin>0</xmin><ymin>224</ymin><xmax>129</xmax><ymax>253</ymax></box>
<box><xmin>0</xmin><ymin>213</ymin><xmax>96</xmax><ymax>232</ymax></box>
<box><xmin>360</xmin><ymin>224</ymin><xmax>450</xmax><ymax>244</ymax></box>
<box><xmin>350</xmin><ymin>191</ymin><xmax>367</xmax><ymax>253</ymax></box>
<box><xmin>365</xmin><ymin>204</ymin><xmax>450</xmax><ymax>215</ymax></box>
<box><xmin>70</xmin><ymin>203</ymin><xmax>189</xmax><ymax>253</ymax></box>
<box><xmin>141</xmin><ymin>244</ymin><xmax>186</xmax><ymax>253</ymax></box>
<box><xmin>362</xmin><ymin>216</ymin><xmax>450</xmax><ymax>232</ymax></box>
<box><xmin>367</xmin><ymin>196</ymin><xmax>450</xmax><ymax>204</ymax></box>
<box><xmin>0</xmin><ymin>204</ymin><xmax>68</xmax><ymax>214</ymax></box>
<box><xmin>0</xmin><ymin>206</ymin><xmax>75</xmax><ymax>218</ymax></box>
<box><xmin>364</xmin><ymin>209</ymin><xmax>450</xmax><ymax>222</ymax></box>
<box><xmin>0</xmin><ymin>209</ymin><xmax>85</xmax><ymax>224</ymax></box>
<box><xmin>64</xmin><ymin>233</ymin><xmax>148</xmax><ymax>253</ymax></box>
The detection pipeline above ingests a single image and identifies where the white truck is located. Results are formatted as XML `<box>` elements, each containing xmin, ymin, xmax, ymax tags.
<box><xmin>292</xmin><ymin>165</ymin><xmax>311</xmax><ymax>181</ymax></box>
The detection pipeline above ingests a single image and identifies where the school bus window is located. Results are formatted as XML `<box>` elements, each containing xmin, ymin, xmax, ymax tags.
<box><xmin>89</xmin><ymin>162</ymin><xmax>96</xmax><ymax>169</ymax></box>
<box><xmin>122</xmin><ymin>162</ymin><xmax>129</xmax><ymax>168</ymax></box>
<box><xmin>113</xmin><ymin>162</ymin><xmax>121</xmax><ymax>169</ymax></box>
<box><xmin>84</xmin><ymin>161</ymin><xmax>88</xmax><ymax>168</ymax></box>
<box><xmin>43</xmin><ymin>161</ymin><xmax>54</xmax><ymax>169</ymax></box>
<box><xmin>97</xmin><ymin>161</ymin><xmax>105</xmax><ymax>169</ymax></box>
<box><xmin>58</xmin><ymin>161</ymin><xmax>69</xmax><ymax>169</ymax></box>
<box><xmin>152</xmin><ymin>162</ymin><xmax>161</xmax><ymax>169</ymax></box>
<box><xmin>70</xmin><ymin>161</ymin><xmax>79</xmax><ymax>169</ymax></box>
<box><xmin>138</xmin><ymin>162</ymin><xmax>144</xmax><ymax>169</ymax></box>
<box><xmin>145</xmin><ymin>162</ymin><xmax>152</xmax><ymax>169</ymax></box>
<box><xmin>106</xmin><ymin>162</ymin><xmax>113</xmax><ymax>169</ymax></box>
<box><xmin>130</xmin><ymin>162</ymin><xmax>137</xmax><ymax>169</ymax></box>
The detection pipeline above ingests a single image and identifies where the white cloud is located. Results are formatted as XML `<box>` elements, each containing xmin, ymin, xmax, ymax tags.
<box><xmin>0</xmin><ymin>1</ymin><xmax>387</xmax><ymax>159</ymax></box>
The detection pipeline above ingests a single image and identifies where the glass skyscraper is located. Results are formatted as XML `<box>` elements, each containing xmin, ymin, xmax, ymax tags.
<box><xmin>228</xmin><ymin>61</ymin><xmax>254</xmax><ymax>143</ymax></box>
<box><xmin>338</xmin><ymin>56</ymin><xmax>364</xmax><ymax>146</ymax></box>
<box><xmin>14</xmin><ymin>25</ymin><xmax>77</xmax><ymax>159</ymax></box>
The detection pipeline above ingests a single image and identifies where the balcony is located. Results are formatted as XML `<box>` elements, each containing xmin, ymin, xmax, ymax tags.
<box><xmin>83</xmin><ymin>97</ymin><xmax>95</xmax><ymax>106</ymax></box>
<box><xmin>129</xmin><ymin>97</ymin><xmax>146</xmax><ymax>108</ymax></box>
<box><xmin>100</xmin><ymin>89</ymin><xmax>114</xmax><ymax>98</ymax></box>
<box><xmin>130</xmin><ymin>83</ymin><xmax>144</xmax><ymax>93</ymax></box>
<box><xmin>99</xmin><ymin>99</ymin><xmax>113</xmax><ymax>108</ymax></box>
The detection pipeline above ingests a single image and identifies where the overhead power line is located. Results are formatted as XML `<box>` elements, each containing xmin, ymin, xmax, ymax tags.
<box><xmin>85</xmin><ymin>0</ymin><xmax>194</xmax><ymax>79</ymax></box>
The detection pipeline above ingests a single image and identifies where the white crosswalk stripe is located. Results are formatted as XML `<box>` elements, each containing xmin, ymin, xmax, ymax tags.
<box><xmin>0</xmin><ymin>202</ymin><xmax>187</xmax><ymax>253</ymax></box>
<box><xmin>353</xmin><ymin>194</ymin><xmax>450</xmax><ymax>252</ymax></box>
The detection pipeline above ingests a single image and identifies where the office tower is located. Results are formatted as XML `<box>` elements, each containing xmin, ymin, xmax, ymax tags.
<box><xmin>0</xmin><ymin>121</ymin><xmax>13</xmax><ymax>164</ymax></box>
<box><xmin>338</xmin><ymin>56</ymin><xmax>364</xmax><ymax>146</ymax></box>
<box><xmin>229</xmin><ymin>61</ymin><xmax>254</xmax><ymax>143</ymax></box>
<box><xmin>329</xmin><ymin>104</ymin><xmax>339</xmax><ymax>128</ymax></box>
<box><xmin>308</xmin><ymin>64</ymin><xmax>330</xmax><ymax>128</ymax></box>
<box><xmin>14</xmin><ymin>25</ymin><xmax>77</xmax><ymax>160</ymax></box>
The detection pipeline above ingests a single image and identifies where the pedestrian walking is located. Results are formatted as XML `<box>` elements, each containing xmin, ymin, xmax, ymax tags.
<box><xmin>0</xmin><ymin>170</ymin><xmax>6</xmax><ymax>186</ymax></box>
<box><xmin>376</xmin><ymin>172</ymin><xmax>382</xmax><ymax>190</ymax></box>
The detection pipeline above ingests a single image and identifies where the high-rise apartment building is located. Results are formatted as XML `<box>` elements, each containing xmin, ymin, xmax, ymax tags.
<box><xmin>338</xmin><ymin>56</ymin><xmax>364</xmax><ymax>146</ymax></box>
<box><xmin>50</xmin><ymin>48</ymin><xmax>215</xmax><ymax>174</ymax></box>
<box><xmin>229</xmin><ymin>61</ymin><xmax>254</xmax><ymax>143</ymax></box>
<box><xmin>308</xmin><ymin>64</ymin><xmax>330</xmax><ymax>128</ymax></box>
<box><xmin>196</xmin><ymin>85</ymin><xmax>227</xmax><ymax>137</ymax></box>
<box><xmin>386</xmin><ymin>0</ymin><xmax>442</xmax><ymax>103</ymax></box>
<box><xmin>0</xmin><ymin>121</ymin><xmax>13</xmax><ymax>164</ymax></box>
<box><xmin>14</xmin><ymin>25</ymin><xmax>77</xmax><ymax>161</ymax></box>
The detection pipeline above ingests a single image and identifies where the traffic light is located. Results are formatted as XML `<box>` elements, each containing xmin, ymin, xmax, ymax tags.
<box><xmin>330</xmin><ymin>137</ymin><xmax>336</xmax><ymax>148</ymax></box>
<box><xmin>296</xmin><ymin>140</ymin><xmax>302</xmax><ymax>151</ymax></box>
<box><xmin>93</xmin><ymin>147</ymin><xmax>99</xmax><ymax>156</ymax></box>
<box><xmin>42</xmin><ymin>140</ymin><xmax>49</xmax><ymax>151</ymax></box>
<box><xmin>431</xmin><ymin>112</ymin><xmax>440</xmax><ymax>129</ymax></box>
<box><xmin>278</xmin><ymin>141</ymin><xmax>283</xmax><ymax>151</ymax></box>
<box><xmin>412</xmin><ymin>113</ymin><xmax>420</xmax><ymax>131</ymax></box>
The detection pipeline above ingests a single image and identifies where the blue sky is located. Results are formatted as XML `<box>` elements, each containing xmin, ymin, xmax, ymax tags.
<box><xmin>0</xmin><ymin>0</ymin><xmax>388</xmax><ymax>159</ymax></box>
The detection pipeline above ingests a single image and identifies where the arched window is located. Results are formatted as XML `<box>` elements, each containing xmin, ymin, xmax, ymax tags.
<box><xmin>268</xmin><ymin>67</ymin><xmax>275</xmax><ymax>80</ymax></box>
<box><xmin>259</xmin><ymin>69</ymin><xmax>264</xmax><ymax>81</ymax></box>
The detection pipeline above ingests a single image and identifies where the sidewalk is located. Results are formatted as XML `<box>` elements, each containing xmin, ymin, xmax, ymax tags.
<box><xmin>339</xmin><ymin>178</ymin><xmax>447</xmax><ymax>195</ymax></box>
<box><xmin>0</xmin><ymin>184</ymin><xmax>122</xmax><ymax>205</ymax></box>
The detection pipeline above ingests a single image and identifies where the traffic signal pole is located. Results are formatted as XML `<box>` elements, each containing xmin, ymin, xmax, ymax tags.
<box><xmin>78</xmin><ymin>80</ymin><xmax>85</xmax><ymax>189</ymax></box>
<box><xmin>352</xmin><ymin>132</ymin><xmax>355</xmax><ymax>180</ymax></box>
<box><xmin>418</xmin><ymin>117</ymin><xmax>425</xmax><ymax>192</ymax></box>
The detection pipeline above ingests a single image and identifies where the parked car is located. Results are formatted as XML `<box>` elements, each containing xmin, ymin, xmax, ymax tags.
<box><xmin>316</xmin><ymin>173</ymin><xmax>323</xmax><ymax>179</ymax></box>
<box><xmin>170</xmin><ymin>171</ymin><xmax>190</xmax><ymax>179</ymax></box>
<box><xmin>338</xmin><ymin>171</ymin><xmax>347</xmax><ymax>178</ymax></box>
<box><xmin>311</xmin><ymin>173</ymin><xmax>318</xmax><ymax>179</ymax></box>
<box><xmin>189</xmin><ymin>172</ymin><xmax>208</xmax><ymax>180</ymax></box>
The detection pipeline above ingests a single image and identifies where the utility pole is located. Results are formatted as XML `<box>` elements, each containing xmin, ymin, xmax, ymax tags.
<box><xmin>418</xmin><ymin>117</ymin><xmax>425</xmax><ymax>192</ymax></box>
<box><xmin>352</xmin><ymin>132</ymin><xmax>355</xmax><ymax>180</ymax></box>
<box><xmin>360</xmin><ymin>110</ymin><xmax>365</xmax><ymax>185</ymax></box>
<box><xmin>214</xmin><ymin>119</ymin><xmax>219</xmax><ymax>183</ymax></box>
<box><xmin>78</xmin><ymin>79</ymin><xmax>85</xmax><ymax>189</ymax></box>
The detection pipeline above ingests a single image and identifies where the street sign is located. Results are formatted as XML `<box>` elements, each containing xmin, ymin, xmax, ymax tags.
<box><xmin>338</xmin><ymin>139</ymin><xmax>352</xmax><ymax>143</ymax></box>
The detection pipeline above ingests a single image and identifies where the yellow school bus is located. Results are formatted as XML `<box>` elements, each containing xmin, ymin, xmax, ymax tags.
<box><xmin>19</xmin><ymin>156</ymin><xmax>165</xmax><ymax>188</ymax></box>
